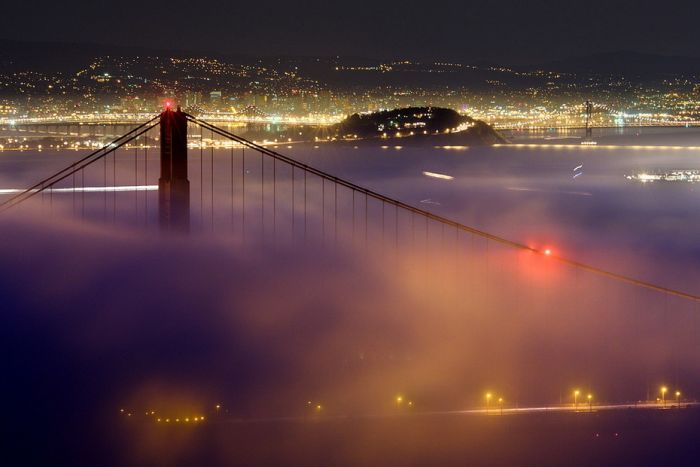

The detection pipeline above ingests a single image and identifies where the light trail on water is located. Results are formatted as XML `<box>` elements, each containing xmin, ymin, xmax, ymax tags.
<box><xmin>0</xmin><ymin>185</ymin><xmax>158</xmax><ymax>195</ymax></box>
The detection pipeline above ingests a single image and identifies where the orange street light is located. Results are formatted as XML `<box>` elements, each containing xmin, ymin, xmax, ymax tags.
<box><xmin>661</xmin><ymin>387</ymin><xmax>668</xmax><ymax>408</ymax></box>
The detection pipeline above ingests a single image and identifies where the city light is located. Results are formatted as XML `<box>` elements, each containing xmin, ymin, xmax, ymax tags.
<box><xmin>661</xmin><ymin>387</ymin><xmax>668</xmax><ymax>408</ymax></box>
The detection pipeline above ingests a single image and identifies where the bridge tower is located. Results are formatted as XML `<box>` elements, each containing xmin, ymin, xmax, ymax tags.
<box><xmin>159</xmin><ymin>106</ymin><xmax>190</xmax><ymax>232</ymax></box>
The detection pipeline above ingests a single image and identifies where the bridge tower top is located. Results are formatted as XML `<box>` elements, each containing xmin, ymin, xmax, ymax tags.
<box><xmin>159</xmin><ymin>106</ymin><xmax>190</xmax><ymax>232</ymax></box>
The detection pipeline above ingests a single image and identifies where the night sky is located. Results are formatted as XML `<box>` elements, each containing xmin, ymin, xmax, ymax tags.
<box><xmin>3</xmin><ymin>0</ymin><xmax>700</xmax><ymax>64</ymax></box>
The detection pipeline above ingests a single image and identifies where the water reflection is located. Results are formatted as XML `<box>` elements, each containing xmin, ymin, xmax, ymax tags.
<box><xmin>626</xmin><ymin>170</ymin><xmax>700</xmax><ymax>183</ymax></box>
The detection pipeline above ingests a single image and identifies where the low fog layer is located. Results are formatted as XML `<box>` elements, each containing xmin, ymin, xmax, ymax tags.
<box><xmin>1</xmin><ymin>210</ymin><xmax>698</xmax><ymax>464</ymax></box>
<box><xmin>2</xmin><ymin>128</ymin><xmax>700</xmax><ymax>463</ymax></box>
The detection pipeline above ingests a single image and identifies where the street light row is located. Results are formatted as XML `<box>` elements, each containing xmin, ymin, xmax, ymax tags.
<box><xmin>122</xmin><ymin>387</ymin><xmax>687</xmax><ymax>425</ymax></box>
<box><xmin>484</xmin><ymin>392</ymin><xmax>506</xmax><ymax>415</ymax></box>
<box><xmin>486</xmin><ymin>386</ymin><xmax>684</xmax><ymax>413</ymax></box>
<box><xmin>660</xmin><ymin>386</ymin><xmax>682</xmax><ymax>408</ymax></box>
<box><xmin>572</xmin><ymin>390</ymin><xmax>594</xmax><ymax>412</ymax></box>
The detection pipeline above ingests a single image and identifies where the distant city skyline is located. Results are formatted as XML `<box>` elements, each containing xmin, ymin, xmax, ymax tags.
<box><xmin>2</xmin><ymin>0</ymin><xmax>700</xmax><ymax>64</ymax></box>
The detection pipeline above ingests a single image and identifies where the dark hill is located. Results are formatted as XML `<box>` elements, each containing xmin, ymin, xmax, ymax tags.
<box><xmin>332</xmin><ymin>107</ymin><xmax>505</xmax><ymax>145</ymax></box>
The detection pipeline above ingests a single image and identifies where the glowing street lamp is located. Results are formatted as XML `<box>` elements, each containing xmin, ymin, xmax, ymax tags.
<box><xmin>587</xmin><ymin>394</ymin><xmax>593</xmax><ymax>412</ymax></box>
<box><xmin>661</xmin><ymin>387</ymin><xmax>668</xmax><ymax>408</ymax></box>
<box><xmin>574</xmin><ymin>390</ymin><xmax>580</xmax><ymax>410</ymax></box>
<box><xmin>485</xmin><ymin>393</ymin><xmax>492</xmax><ymax>413</ymax></box>
<box><xmin>498</xmin><ymin>397</ymin><xmax>504</xmax><ymax>416</ymax></box>
<box><xmin>676</xmin><ymin>390</ymin><xmax>681</xmax><ymax>409</ymax></box>
<box><xmin>396</xmin><ymin>395</ymin><xmax>403</xmax><ymax>409</ymax></box>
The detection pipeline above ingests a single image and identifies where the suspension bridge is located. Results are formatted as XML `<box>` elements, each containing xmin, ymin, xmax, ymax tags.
<box><xmin>2</xmin><ymin>104</ymin><xmax>700</xmax><ymax>414</ymax></box>
<box><xmin>1</xmin><ymin>106</ymin><xmax>698</xmax><ymax>303</ymax></box>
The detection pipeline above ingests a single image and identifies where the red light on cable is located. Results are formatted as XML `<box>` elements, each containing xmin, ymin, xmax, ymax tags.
<box><xmin>164</xmin><ymin>101</ymin><xmax>173</xmax><ymax>110</ymax></box>
<box><xmin>544</xmin><ymin>249</ymin><xmax>552</xmax><ymax>256</ymax></box>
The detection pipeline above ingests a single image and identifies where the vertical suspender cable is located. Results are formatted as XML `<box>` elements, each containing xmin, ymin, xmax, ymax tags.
<box><xmin>212</xmin><ymin>129</ymin><xmax>215</xmax><ymax>230</ymax></box>
<box><xmin>242</xmin><ymin>147</ymin><xmax>246</xmax><ymax>241</ymax></box>
<box><xmin>395</xmin><ymin>204</ymin><xmax>399</xmax><ymax>259</ymax></box>
<box><xmin>352</xmin><ymin>190</ymin><xmax>355</xmax><ymax>245</ymax></box>
<box><xmin>144</xmin><ymin>132</ymin><xmax>148</xmax><ymax>226</ymax></box>
<box><xmin>200</xmin><ymin>126</ymin><xmax>204</xmax><ymax>229</ymax></box>
<box><xmin>113</xmin><ymin>148</ymin><xmax>117</xmax><ymax>223</ymax></box>
<box><xmin>135</xmin><ymin>134</ymin><xmax>138</xmax><ymax>219</ymax></box>
<box><xmin>81</xmin><ymin>168</ymin><xmax>85</xmax><ymax>219</ymax></box>
<box><xmin>103</xmin><ymin>155</ymin><xmax>106</xmax><ymax>220</ymax></box>
<box><xmin>261</xmin><ymin>150</ymin><xmax>264</xmax><ymax>238</ymax></box>
<box><xmin>273</xmin><ymin>158</ymin><xmax>276</xmax><ymax>241</ymax></box>
<box><xmin>334</xmin><ymin>182</ymin><xmax>338</xmax><ymax>246</ymax></box>
<box><xmin>235</xmin><ymin>142</ymin><xmax>236</xmax><ymax>232</ymax></box>
<box><xmin>322</xmin><ymin>178</ymin><xmax>325</xmax><ymax>243</ymax></box>
<box><xmin>382</xmin><ymin>201</ymin><xmax>385</xmax><ymax>247</ymax></box>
